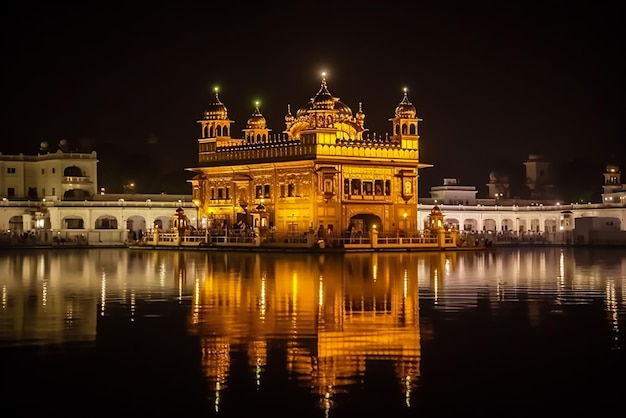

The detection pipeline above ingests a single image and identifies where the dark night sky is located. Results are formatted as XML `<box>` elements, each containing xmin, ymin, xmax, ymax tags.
<box><xmin>2</xmin><ymin>1</ymin><xmax>624</xmax><ymax>197</ymax></box>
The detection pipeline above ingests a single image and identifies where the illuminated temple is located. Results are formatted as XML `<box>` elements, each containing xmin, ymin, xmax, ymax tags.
<box><xmin>188</xmin><ymin>74</ymin><xmax>432</xmax><ymax>236</ymax></box>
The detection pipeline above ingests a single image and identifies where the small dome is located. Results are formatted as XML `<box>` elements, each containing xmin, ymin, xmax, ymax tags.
<box><xmin>395</xmin><ymin>89</ymin><xmax>416</xmax><ymax>118</ymax></box>
<box><xmin>204</xmin><ymin>90</ymin><xmax>228</xmax><ymax>120</ymax></box>
<box><xmin>430</xmin><ymin>205</ymin><xmax>442</xmax><ymax>216</ymax></box>
<box><xmin>40</xmin><ymin>141</ymin><xmax>49</xmax><ymax>150</ymax></box>
<box><xmin>247</xmin><ymin>105</ymin><xmax>266</xmax><ymax>129</ymax></box>
<box><xmin>334</xmin><ymin>100</ymin><xmax>352</xmax><ymax>118</ymax></box>
<box><xmin>296</xmin><ymin>101</ymin><xmax>313</xmax><ymax>118</ymax></box>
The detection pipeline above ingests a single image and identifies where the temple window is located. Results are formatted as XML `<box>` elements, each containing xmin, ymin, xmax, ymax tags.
<box><xmin>288</xmin><ymin>183</ymin><xmax>295</xmax><ymax>197</ymax></box>
<box><xmin>385</xmin><ymin>180</ymin><xmax>391</xmax><ymax>195</ymax></box>
<box><xmin>218</xmin><ymin>188</ymin><xmax>223</xmax><ymax>199</ymax></box>
<box><xmin>344</xmin><ymin>179</ymin><xmax>350</xmax><ymax>194</ymax></box>
<box><xmin>225</xmin><ymin>187</ymin><xmax>230</xmax><ymax>199</ymax></box>
<box><xmin>280</xmin><ymin>184</ymin><xmax>286</xmax><ymax>198</ymax></box>
<box><xmin>351</xmin><ymin>179</ymin><xmax>361</xmax><ymax>195</ymax></box>
<box><xmin>211</xmin><ymin>188</ymin><xmax>215</xmax><ymax>200</ymax></box>
<box><xmin>256</xmin><ymin>185</ymin><xmax>263</xmax><ymax>198</ymax></box>
<box><xmin>264</xmin><ymin>184</ymin><xmax>270</xmax><ymax>198</ymax></box>
<box><xmin>324</xmin><ymin>179</ymin><xmax>333</xmax><ymax>193</ymax></box>
<box><xmin>363</xmin><ymin>181</ymin><xmax>373</xmax><ymax>195</ymax></box>
<box><xmin>375</xmin><ymin>180</ymin><xmax>384</xmax><ymax>195</ymax></box>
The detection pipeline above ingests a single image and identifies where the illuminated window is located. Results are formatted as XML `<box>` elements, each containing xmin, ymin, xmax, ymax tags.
<box><xmin>375</xmin><ymin>180</ymin><xmax>383</xmax><ymax>195</ymax></box>
<box><xmin>363</xmin><ymin>181</ymin><xmax>373</xmax><ymax>195</ymax></box>
<box><xmin>351</xmin><ymin>179</ymin><xmax>361</xmax><ymax>195</ymax></box>
<box><xmin>264</xmin><ymin>184</ymin><xmax>270</xmax><ymax>198</ymax></box>
<box><xmin>256</xmin><ymin>185</ymin><xmax>263</xmax><ymax>198</ymax></box>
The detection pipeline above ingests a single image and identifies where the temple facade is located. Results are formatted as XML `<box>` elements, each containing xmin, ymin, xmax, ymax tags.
<box><xmin>188</xmin><ymin>75</ymin><xmax>432</xmax><ymax>237</ymax></box>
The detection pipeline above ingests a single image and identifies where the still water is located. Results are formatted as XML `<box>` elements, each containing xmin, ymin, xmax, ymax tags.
<box><xmin>1</xmin><ymin>247</ymin><xmax>624</xmax><ymax>417</ymax></box>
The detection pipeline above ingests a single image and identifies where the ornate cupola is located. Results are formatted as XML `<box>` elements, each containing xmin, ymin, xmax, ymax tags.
<box><xmin>389</xmin><ymin>88</ymin><xmax>420</xmax><ymax>151</ymax></box>
<box><xmin>308</xmin><ymin>73</ymin><xmax>341</xmax><ymax>129</ymax></box>
<box><xmin>243</xmin><ymin>102</ymin><xmax>271</xmax><ymax>144</ymax></box>
<box><xmin>197</xmin><ymin>87</ymin><xmax>236</xmax><ymax>161</ymax></box>
<box><xmin>285</xmin><ymin>73</ymin><xmax>364</xmax><ymax>141</ymax></box>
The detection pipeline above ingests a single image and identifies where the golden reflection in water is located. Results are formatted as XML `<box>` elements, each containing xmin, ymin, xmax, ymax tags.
<box><xmin>189</xmin><ymin>252</ymin><xmax>423</xmax><ymax>411</ymax></box>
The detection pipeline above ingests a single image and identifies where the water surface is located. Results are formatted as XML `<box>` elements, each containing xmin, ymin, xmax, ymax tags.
<box><xmin>1</xmin><ymin>247</ymin><xmax>624</xmax><ymax>417</ymax></box>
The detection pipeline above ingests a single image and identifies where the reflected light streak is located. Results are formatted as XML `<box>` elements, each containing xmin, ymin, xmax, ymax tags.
<box><xmin>291</xmin><ymin>271</ymin><xmax>298</xmax><ymax>331</ymax></box>
<box><xmin>2</xmin><ymin>285</ymin><xmax>6</xmax><ymax>310</ymax></box>
<box><xmin>373</xmin><ymin>261</ymin><xmax>378</xmax><ymax>282</ymax></box>
<box><xmin>159</xmin><ymin>261</ymin><xmax>166</xmax><ymax>287</ymax></box>
<box><xmin>556</xmin><ymin>250</ymin><xmax>565</xmax><ymax>306</ymax></box>
<box><xmin>100</xmin><ymin>271</ymin><xmax>106</xmax><ymax>316</ymax></box>
<box><xmin>434</xmin><ymin>269</ymin><xmax>439</xmax><ymax>304</ymax></box>
<box><xmin>256</xmin><ymin>364</ymin><xmax>261</xmax><ymax>387</ymax></box>
<box><xmin>36</xmin><ymin>254</ymin><xmax>45</xmax><ymax>280</ymax></box>
<box><xmin>65</xmin><ymin>300</ymin><xmax>74</xmax><ymax>321</ymax></box>
<box><xmin>42</xmin><ymin>279</ymin><xmax>47</xmax><ymax>307</ymax></box>
<box><xmin>214</xmin><ymin>386</ymin><xmax>221</xmax><ymax>413</ymax></box>
<box><xmin>318</xmin><ymin>275</ymin><xmax>324</xmax><ymax>307</ymax></box>
<box><xmin>405</xmin><ymin>376</ymin><xmax>412</xmax><ymax>407</ymax></box>
<box><xmin>606</xmin><ymin>280</ymin><xmax>621</xmax><ymax>351</ymax></box>
<box><xmin>260</xmin><ymin>273</ymin><xmax>267</xmax><ymax>321</ymax></box>
<box><xmin>192</xmin><ymin>276</ymin><xmax>200</xmax><ymax>325</ymax></box>
<box><xmin>130</xmin><ymin>291</ymin><xmax>136</xmax><ymax>322</ymax></box>
<box><xmin>178</xmin><ymin>272</ymin><xmax>183</xmax><ymax>301</ymax></box>
<box><xmin>403</xmin><ymin>269</ymin><xmax>408</xmax><ymax>299</ymax></box>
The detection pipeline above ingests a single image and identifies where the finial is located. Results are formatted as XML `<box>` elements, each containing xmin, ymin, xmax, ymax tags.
<box><xmin>358</xmin><ymin>102</ymin><xmax>363</xmax><ymax>112</ymax></box>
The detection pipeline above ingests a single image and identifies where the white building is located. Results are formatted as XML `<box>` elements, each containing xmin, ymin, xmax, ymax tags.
<box><xmin>1</xmin><ymin>142</ymin><xmax>194</xmax><ymax>245</ymax></box>
<box><xmin>0</xmin><ymin>140</ymin><xmax>98</xmax><ymax>201</ymax></box>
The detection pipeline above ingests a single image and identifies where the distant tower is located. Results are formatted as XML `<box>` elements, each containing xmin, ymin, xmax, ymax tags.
<box><xmin>197</xmin><ymin>88</ymin><xmax>236</xmax><ymax>161</ymax></box>
<box><xmin>523</xmin><ymin>154</ymin><xmax>554</xmax><ymax>199</ymax></box>
<box><xmin>486</xmin><ymin>170</ymin><xmax>510</xmax><ymax>200</ymax></box>
<box><xmin>389</xmin><ymin>88</ymin><xmax>421</xmax><ymax>150</ymax></box>
<box><xmin>601</xmin><ymin>163</ymin><xmax>624</xmax><ymax>204</ymax></box>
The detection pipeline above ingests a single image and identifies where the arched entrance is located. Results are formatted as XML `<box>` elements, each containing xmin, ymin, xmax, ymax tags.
<box><xmin>95</xmin><ymin>215</ymin><xmax>118</xmax><ymax>229</ymax></box>
<box><xmin>349</xmin><ymin>214</ymin><xmax>382</xmax><ymax>235</ymax></box>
